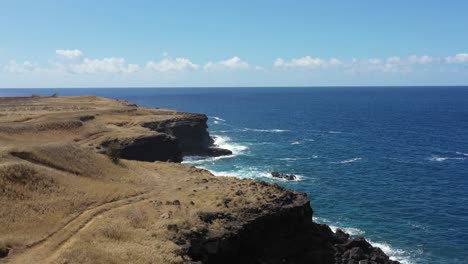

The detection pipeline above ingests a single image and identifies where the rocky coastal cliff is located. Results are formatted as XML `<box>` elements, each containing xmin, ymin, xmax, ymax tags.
<box><xmin>0</xmin><ymin>96</ymin><xmax>397</xmax><ymax>264</ymax></box>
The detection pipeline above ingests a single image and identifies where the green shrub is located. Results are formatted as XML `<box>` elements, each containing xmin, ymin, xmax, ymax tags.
<box><xmin>105</xmin><ymin>143</ymin><xmax>121</xmax><ymax>164</ymax></box>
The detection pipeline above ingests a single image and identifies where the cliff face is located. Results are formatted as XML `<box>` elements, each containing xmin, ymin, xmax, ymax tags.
<box><xmin>184</xmin><ymin>188</ymin><xmax>398</xmax><ymax>264</ymax></box>
<box><xmin>101</xmin><ymin>133</ymin><xmax>182</xmax><ymax>162</ymax></box>
<box><xmin>187</xmin><ymin>192</ymin><xmax>335</xmax><ymax>264</ymax></box>
<box><xmin>142</xmin><ymin>114</ymin><xmax>232</xmax><ymax>157</ymax></box>
<box><xmin>0</xmin><ymin>96</ymin><xmax>397</xmax><ymax>264</ymax></box>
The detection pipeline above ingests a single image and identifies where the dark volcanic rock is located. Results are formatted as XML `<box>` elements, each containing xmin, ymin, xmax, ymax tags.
<box><xmin>185</xmin><ymin>190</ymin><xmax>399</xmax><ymax>264</ymax></box>
<box><xmin>194</xmin><ymin>147</ymin><xmax>233</xmax><ymax>157</ymax></box>
<box><xmin>271</xmin><ymin>171</ymin><xmax>297</xmax><ymax>181</ymax></box>
<box><xmin>0</xmin><ymin>247</ymin><xmax>9</xmax><ymax>258</ymax></box>
<box><xmin>335</xmin><ymin>228</ymin><xmax>350</xmax><ymax>244</ymax></box>
<box><xmin>187</xmin><ymin>193</ymin><xmax>336</xmax><ymax>264</ymax></box>
<box><xmin>142</xmin><ymin>115</ymin><xmax>232</xmax><ymax>158</ymax></box>
<box><xmin>101</xmin><ymin>134</ymin><xmax>182</xmax><ymax>162</ymax></box>
<box><xmin>333</xmin><ymin>234</ymin><xmax>399</xmax><ymax>264</ymax></box>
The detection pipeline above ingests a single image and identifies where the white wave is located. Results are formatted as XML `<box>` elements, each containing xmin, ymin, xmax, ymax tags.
<box><xmin>182</xmin><ymin>135</ymin><xmax>248</xmax><ymax>164</ymax></box>
<box><xmin>276</xmin><ymin>158</ymin><xmax>297</xmax><ymax>161</ymax></box>
<box><xmin>291</xmin><ymin>141</ymin><xmax>301</xmax><ymax>145</ymax></box>
<box><xmin>429</xmin><ymin>156</ymin><xmax>465</xmax><ymax>162</ymax></box>
<box><xmin>242</xmin><ymin>128</ymin><xmax>290</xmax><ymax>133</ymax></box>
<box><xmin>210</xmin><ymin>130</ymin><xmax>234</xmax><ymax>133</ymax></box>
<box><xmin>251</xmin><ymin>142</ymin><xmax>273</xmax><ymax>145</ymax></box>
<box><xmin>313</xmin><ymin>217</ymin><xmax>413</xmax><ymax>264</ymax></box>
<box><xmin>329</xmin><ymin>225</ymin><xmax>365</xmax><ymax>236</ymax></box>
<box><xmin>312</xmin><ymin>155</ymin><xmax>318</xmax><ymax>159</ymax></box>
<box><xmin>332</xmin><ymin>157</ymin><xmax>362</xmax><ymax>164</ymax></box>
<box><xmin>305</xmin><ymin>138</ymin><xmax>315</xmax><ymax>142</ymax></box>
<box><xmin>213</xmin><ymin>135</ymin><xmax>249</xmax><ymax>155</ymax></box>
<box><xmin>182</xmin><ymin>155</ymin><xmax>235</xmax><ymax>164</ymax></box>
<box><xmin>213</xmin><ymin>120</ymin><xmax>220</xmax><ymax>124</ymax></box>
<box><xmin>313</xmin><ymin>217</ymin><xmax>365</xmax><ymax>236</ymax></box>
<box><xmin>455</xmin><ymin>151</ymin><xmax>468</xmax><ymax>157</ymax></box>
<box><xmin>329</xmin><ymin>131</ymin><xmax>343</xmax><ymax>134</ymax></box>
<box><xmin>367</xmin><ymin>240</ymin><xmax>413</xmax><ymax>264</ymax></box>
<box><xmin>206</xmin><ymin>167</ymin><xmax>303</xmax><ymax>182</ymax></box>
<box><xmin>209</xmin><ymin>116</ymin><xmax>226</xmax><ymax>122</ymax></box>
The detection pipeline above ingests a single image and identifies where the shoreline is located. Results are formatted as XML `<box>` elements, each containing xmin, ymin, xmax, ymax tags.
<box><xmin>183</xmin><ymin>125</ymin><xmax>408</xmax><ymax>263</ymax></box>
<box><xmin>0</xmin><ymin>95</ymin><xmax>399</xmax><ymax>264</ymax></box>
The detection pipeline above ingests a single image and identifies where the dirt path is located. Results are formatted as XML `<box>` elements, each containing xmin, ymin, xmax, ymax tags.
<box><xmin>4</xmin><ymin>191</ymin><xmax>156</xmax><ymax>264</ymax></box>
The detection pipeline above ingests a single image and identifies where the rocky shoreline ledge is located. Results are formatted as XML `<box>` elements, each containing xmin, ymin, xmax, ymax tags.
<box><xmin>0</xmin><ymin>96</ymin><xmax>398</xmax><ymax>264</ymax></box>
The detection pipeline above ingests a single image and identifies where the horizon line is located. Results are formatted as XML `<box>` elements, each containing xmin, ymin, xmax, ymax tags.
<box><xmin>1</xmin><ymin>85</ymin><xmax>468</xmax><ymax>89</ymax></box>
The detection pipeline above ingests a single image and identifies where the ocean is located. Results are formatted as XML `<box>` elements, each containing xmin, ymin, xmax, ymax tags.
<box><xmin>1</xmin><ymin>87</ymin><xmax>467</xmax><ymax>263</ymax></box>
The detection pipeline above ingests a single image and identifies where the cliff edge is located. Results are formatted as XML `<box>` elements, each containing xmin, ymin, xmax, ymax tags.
<box><xmin>0</xmin><ymin>96</ymin><xmax>397</xmax><ymax>264</ymax></box>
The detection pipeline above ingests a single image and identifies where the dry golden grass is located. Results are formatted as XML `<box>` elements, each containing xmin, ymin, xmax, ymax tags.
<box><xmin>0</xmin><ymin>96</ymin><xmax>293</xmax><ymax>264</ymax></box>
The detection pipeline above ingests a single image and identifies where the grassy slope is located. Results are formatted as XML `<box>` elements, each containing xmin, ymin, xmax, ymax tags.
<box><xmin>0</xmin><ymin>96</ymin><xmax>294</xmax><ymax>264</ymax></box>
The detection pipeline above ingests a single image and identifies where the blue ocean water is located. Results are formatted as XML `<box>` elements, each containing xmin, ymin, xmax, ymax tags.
<box><xmin>1</xmin><ymin>87</ymin><xmax>468</xmax><ymax>263</ymax></box>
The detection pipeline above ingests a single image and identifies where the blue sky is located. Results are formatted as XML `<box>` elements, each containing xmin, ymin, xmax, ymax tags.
<box><xmin>1</xmin><ymin>0</ymin><xmax>467</xmax><ymax>87</ymax></box>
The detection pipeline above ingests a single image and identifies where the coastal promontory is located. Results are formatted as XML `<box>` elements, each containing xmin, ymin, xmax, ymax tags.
<box><xmin>0</xmin><ymin>96</ymin><xmax>397</xmax><ymax>264</ymax></box>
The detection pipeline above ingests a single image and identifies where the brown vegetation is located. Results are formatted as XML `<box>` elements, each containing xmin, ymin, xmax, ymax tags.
<box><xmin>0</xmin><ymin>96</ymin><xmax>295</xmax><ymax>264</ymax></box>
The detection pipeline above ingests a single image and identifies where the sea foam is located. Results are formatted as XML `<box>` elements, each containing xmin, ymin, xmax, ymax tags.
<box><xmin>213</xmin><ymin>135</ymin><xmax>249</xmax><ymax>155</ymax></box>
<box><xmin>429</xmin><ymin>156</ymin><xmax>466</xmax><ymax>162</ymax></box>
<box><xmin>313</xmin><ymin>217</ymin><xmax>413</xmax><ymax>264</ymax></box>
<box><xmin>209</xmin><ymin>116</ymin><xmax>226</xmax><ymax>122</ymax></box>
<box><xmin>206</xmin><ymin>167</ymin><xmax>304</xmax><ymax>182</ymax></box>
<box><xmin>332</xmin><ymin>157</ymin><xmax>362</xmax><ymax>164</ymax></box>
<box><xmin>242</xmin><ymin>128</ymin><xmax>290</xmax><ymax>133</ymax></box>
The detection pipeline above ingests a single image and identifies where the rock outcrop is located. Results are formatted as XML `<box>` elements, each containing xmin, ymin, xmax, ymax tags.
<box><xmin>100</xmin><ymin>133</ymin><xmax>182</xmax><ymax>162</ymax></box>
<box><xmin>187</xmin><ymin>191</ymin><xmax>335</xmax><ymax>263</ymax></box>
<box><xmin>184</xmin><ymin>186</ymin><xmax>398</xmax><ymax>264</ymax></box>
<box><xmin>142</xmin><ymin>115</ymin><xmax>232</xmax><ymax>157</ymax></box>
<box><xmin>271</xmin><ymin>171</ymin><xmax>298</xmax><ymax>181</ymax></box>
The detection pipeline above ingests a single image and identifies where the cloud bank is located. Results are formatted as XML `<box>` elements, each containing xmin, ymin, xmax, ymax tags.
<box><xmin>56</xmin><ymin>49</ymin><xmax>83</xmax><ymax>59</ymax></box>
<box><xmin>1</xmin><ymin>50</ymin><xmax>467</xmax><ymax>87</ymax></box>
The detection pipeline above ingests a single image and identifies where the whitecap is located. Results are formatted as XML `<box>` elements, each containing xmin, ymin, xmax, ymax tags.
<box><xmin>291</xmin><ymin>141</ymin><xmax>301</xmax><ymax>145</ymax></box>
<box><xmin>328</xmin><ymin>131</ymin><xmax>343</xmax><ymax>134</ymax></box>
<box><xmin>455</xmin><ymin>151</ymin><xmax>468</xmax><ymax>157</ymax></box>
<box><xmin>206</xmin><ymin>167</ymin><xmax>304</xmax><ymax>182</ymax></box>
<box><xmin>313</xmin><ymin>217</ymin><xmax>413</xmax><ymax>264</ymax></box>
<box><xmin>182</xmin><ymin>135</ymin><xmax>248</xmax><ymax>164</ymax></box>
<box><xmin>367</xmin><ymin>240</ymin><xmax>413</xmax><ymax>264</ymax></box>
<box><xmin>182</xmin><ymin>154</ymin><xmax>236</xmax><ymax>164</ymax></box>
<box><xmin>429</xmin><ymin>156</ymin><xmax>465</xmax><ymax>162</ymax></box>
<box><xmin>331</xmin><ymin>157</ymin><xmax>362</xmax><ymax>164</ymax></box>
<box><xmin>329</xmin><ymin>225</ymin><xmax>366</xmax><ymax>236</ymax></box>
<box><xmin>276</xmin><ymin>158</ymin><xmax>297</xmax><ymax>161</ymax></box>
<box><xmin>213</xmin><ymin>135</ymin><xmax>249</xmax><ymax>155</ymax></box>
<box><xmin>242</xmin><ymin>128</ymin><xmax>290</xmax><ymax>133</ymax></box>
<box><xmin>213</xmin><ymin>120</ymin><xmax>220</xmax><ymax>124</ymax></box>
<box><xmin>209</xmin><ymin>116</ymin><xmax>226</xmax><ymax>122</ymax></box>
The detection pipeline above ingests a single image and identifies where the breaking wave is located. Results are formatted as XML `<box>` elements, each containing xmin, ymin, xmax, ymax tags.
<box><xmin>429</xmin><ymin>156</ymin><xmax>466</xmax><ymax>162</ymax></box>
<box><xmin>313</xmin><ymin>217</ymin><xmax>414</xmax><ymax>264</ymax></box>
<box><xmin>212</xmin><ymin>135</ymin><xmax>248</xmax><ymax>155</ymax></box>
<box><xmin>210</xmin><ymin>116</ymin><xmax>226</xmax><ymax>122</ymax></box>
<box><xmin>205</xmin><ymin>167</ymin><xmax>303</xmax><ymax>182</ymax></box>
<box><xmin>242</xmin><ymin>128</ymin><xmax>290</xmax><ymax>133</ymax></box>
<box><xmin>332</xmin><ymin>157</ymin><xmax>362</xmax><ymax>164</ymax></box>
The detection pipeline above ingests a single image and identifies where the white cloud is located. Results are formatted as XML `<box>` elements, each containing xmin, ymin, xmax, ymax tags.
<box><xmin>204</xmin><ymin>56</ymin><xmax>249</xmax><ymax>70</ymax></box>
<box><xmin>2</xmin><ymin>60</ymin><xmax>39</xmax><ymax>73</ymax></box>
<box><xmin>367</xmin><ymin>58</ymin><xmax>382</xmax><ymax>65</ymax></box>
<box><xmin>69</xmin><ymin>57</ymin><xmax>139</xmax><ymax>74</ymax></box>
<box><xmin>56</xmin><ymin>49</ymin><xmax>83</xmax><ymax>59</ymax></box>
<box><xmin>274</xmin><ymin>56</ymin><xmax>342</xmax><ymax>68</ymax></box>
<box><xmin>386</xmin><ymin>56</ymin><xmax>401</xmax><ymax>64</ymax></box>
<box><xmin>445</xmin><ymin>53</ymin><xmax>468</xmax><ymax>64</ymax></box>
<box><xmin>146</xmin><ymin>58</ymin><xmax>198</xmax><ymax>72</ymax></box>
<box><xmin>407</xmin><ymin>55</ymin><xmax>433</xmax><ymax>64</ymax></box>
